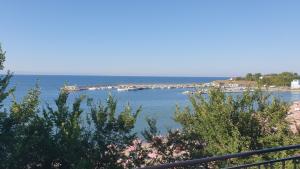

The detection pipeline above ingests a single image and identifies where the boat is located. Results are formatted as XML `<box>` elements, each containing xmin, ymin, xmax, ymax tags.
<box><xmin>182</xmin><ymin>91</ymin><xmax>192</xmax><ymax>95</ymax></box>
<box><xmin>117</xmin><ymin>87</ymin><xmax>139</xmax><ymax>92</ymax></box>
<box><xmin>88</xmin><ymin>87</ymin><xmax>99</xmax><ymax>91</ymax></box>
<box><xmin>117</xmin><ymin>88</ymin><xmax>128</xmax><ymax>92</ymax></box>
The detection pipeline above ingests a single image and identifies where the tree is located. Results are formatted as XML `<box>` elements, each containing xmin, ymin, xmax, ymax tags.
<box><xmin>0</xmin><ymin>44</ymin><xmax>142</xmax><ymax>169</ymax></box>
<box><xmin>254</xmin><ymin>73</ymin><xmax>262</xmax><ymax>81</ymax></box>
<box><xmin>86</xmin><ymin>95</ymin><xmax>141</xmax><ymax>168</ymax></box>
<box><xmin>0</xmin><ymin>44</ymin><xmax>6</xmax><ymax>70</ymax></box>
<box><xmin>245</xmin><ymin>73</ymin><xmax>253</xmax><ymax>81</ymax></box>
<box><xmin>175</xmin><ymin>88</ymin><xmax>300</xmax><ymax>167</ymax></box>
<box><xmin>0</xmin><ymin>44</ymin><xmax>15</xmax><ymax>169</ymax></box>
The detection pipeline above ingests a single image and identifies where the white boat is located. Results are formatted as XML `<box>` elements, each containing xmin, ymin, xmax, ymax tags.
<box><xmin>117</xmin><ymin>87</ymin><xmax>140</xmax><ymax>92</ymax></box>
<box><xmin>182</xmin><ymin>91</ymin><xmax>191</xmax><ymax>95</ymax></box>
<box><xmin>88</xmin><ymin>87</ymin><xmax>98</xmax><ymax>91</ymax></box>
<box><xmin>117</xmin><ymin>88</ymin><xmax>128</xmax><ymax>92</ymax></box>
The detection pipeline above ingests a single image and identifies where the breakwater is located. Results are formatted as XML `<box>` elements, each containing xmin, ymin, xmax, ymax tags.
<box><xmin>62</xmin><ymin>83</ymin><xmax>204</xmax><ymax>92</ymax></box>
<box><xmin>61</xmin><ymin>81</ymin><xmax>300</xmax><ymax>94</ymax></box>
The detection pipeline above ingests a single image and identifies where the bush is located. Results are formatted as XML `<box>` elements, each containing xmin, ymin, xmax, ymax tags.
<box><xmin>175</xmin><ymin>88</ymin><xmax>300</xmax><ymax>167</ymax></box>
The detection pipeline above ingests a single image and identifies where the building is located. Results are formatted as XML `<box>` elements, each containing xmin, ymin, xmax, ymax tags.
<box><xmin>291</xmin><ymin>80</ymin><xmax>300</xmax><ymax>89</ymax></box>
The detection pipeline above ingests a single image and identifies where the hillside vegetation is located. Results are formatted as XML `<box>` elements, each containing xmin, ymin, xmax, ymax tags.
<box><xmin>236</xmin><ymin>72</ymin><xmax>300</xmax><ymax>87</ymax></box>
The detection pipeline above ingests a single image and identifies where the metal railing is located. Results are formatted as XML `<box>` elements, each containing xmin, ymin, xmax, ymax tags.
<box><xmin>139</xmin><ymin>144</ymin><xmax>300</xmax><ymax>169</ymax></box>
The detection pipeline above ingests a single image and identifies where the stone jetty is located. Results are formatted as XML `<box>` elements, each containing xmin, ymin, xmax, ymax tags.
<box><xmin>62</xmin><ymin>83</ymin><xmax>203</xmax><ymax>92</ymax></box>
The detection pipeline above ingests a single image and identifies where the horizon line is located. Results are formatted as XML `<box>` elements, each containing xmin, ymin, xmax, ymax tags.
<box><xmin>8</xmin><ymin>73</ymin><xmax>230</xmax><ymax>78</ymax></box>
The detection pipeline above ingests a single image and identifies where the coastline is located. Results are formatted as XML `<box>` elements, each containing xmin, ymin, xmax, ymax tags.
<box><xmin>62</xmin><ymin>81</ymin><xmax>300</xmax><ymax>93</ymax></box>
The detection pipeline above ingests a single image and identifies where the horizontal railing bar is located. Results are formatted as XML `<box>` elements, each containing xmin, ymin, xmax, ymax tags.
<box><xmin>138</xmin><ymin>144</ymin><xmax>300</xmax><ymax>169</ymax></box>
<box><xmin>226</xmin><ymin>155</ymin><xmax>300</xmax><ymax>169</ymax></box>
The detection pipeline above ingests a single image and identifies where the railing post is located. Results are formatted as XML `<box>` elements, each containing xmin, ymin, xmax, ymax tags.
<box><xmin>281</xmin><ymin>161</ymin><xmax>285</xmax><ymax>169</ymax></box>
<box><xmin>270</xmin><ymin>163</ymin><xmax>274</xmax><ymax>169</ymax></box>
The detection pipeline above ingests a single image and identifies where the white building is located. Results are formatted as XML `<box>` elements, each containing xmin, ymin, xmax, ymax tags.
<box><xmin>291</xmin><ymin>80</ymin><xmax>300</xmax><ymax>89</ymax></box>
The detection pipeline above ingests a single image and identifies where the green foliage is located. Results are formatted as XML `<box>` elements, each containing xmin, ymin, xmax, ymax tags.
<box><xmin>1</xmin><ymin>88</ymin><xmax>141</xmax><ymax>169</ymax></box>
<box><xmin>43</xmin><ymin>91</ymin><xmax>87</xmax><ymax>168</ymax></box>
<box><xmin>86</xmin><ymin>95</ymin><xmax>141</xmax><ymax>169</ymax></box>
<box><xmin>176</xmin><ymin>88</ymin><xmax>244</xmax><ymax>156</ymax></box>
<box><xmin>175</xmin><ymin>88</ymin><xmax>300</xmax><ymax>166</ymax></box>
<box><xmin>239</xmin><ymin>72</ymin><xmax>300</xmax><ymax>86</ymax></box>
<box><xmin>245</xmin><ymin>73</ymin><xmax>262</xmax><ymax>81</ymax></box>
<box><xmin>141</xmin><ymin>118</ymin><xmax>158</xmax><ymax>141</ymax></box>
<box><xmin>261</xmin><ymin>72</ymin><xmax>300</xmax><ymax>86</ymax></box>
<box><xmin>0</xmin><ymin>45</ymin><xmax>15</xmax><ymax>169</ymax></box>
<box><xmin>0</xmin><ymin>44</ymin><xmax>6</xmax><ymax>70</ymax></box>
<box><xmin>6</xmin><ymin>87</ymin><xmax>55</xmax><ymax>168</ymax></box>
<box><xmin>0</xmin><ymin>44</ymin><xmax>142</xmax><ymax>169</ymax></box>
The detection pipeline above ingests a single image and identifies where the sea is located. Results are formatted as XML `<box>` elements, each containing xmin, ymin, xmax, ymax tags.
<box><xmin>6</xmin><ymin>75</ymin><xmax>300</xmax><ymax>134</ymax></box>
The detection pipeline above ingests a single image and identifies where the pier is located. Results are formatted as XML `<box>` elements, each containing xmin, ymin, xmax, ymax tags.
<box><xmin>62</xmin><ymin>81</ymin><xmax>300</xmax><ymax>94</ymax></box>
<box><xmin>62</xmin><ymin>83</ymin><xmax>204</xmax><ymax>92</ymax></box>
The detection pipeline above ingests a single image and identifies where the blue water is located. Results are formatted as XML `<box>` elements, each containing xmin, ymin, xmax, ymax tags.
<box><xmin>6</xmin><ymin>75</ymin><xmax>300</xmax><ymax>134</ymax></box>
<box><xmin>7</xmin><ymin>75</ymin><xmax>226</xmax><ymax>133</ymax></box>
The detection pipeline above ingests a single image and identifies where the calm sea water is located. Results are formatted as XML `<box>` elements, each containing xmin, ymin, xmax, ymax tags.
<box><xmin>6</xmin><ymin>75</ymin><xmax>300</xmax><ymax>134</ymax></box>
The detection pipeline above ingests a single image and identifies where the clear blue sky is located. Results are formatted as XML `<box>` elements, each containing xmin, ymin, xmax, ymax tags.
<box><xmin>1</xmin><ymin>0</ymin><xmax>300</xmax><ymax>77</ymax></box>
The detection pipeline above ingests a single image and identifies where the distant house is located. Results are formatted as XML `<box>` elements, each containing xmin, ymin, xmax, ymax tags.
<box><xmin>291</xmin><ymin>80</ymin><xmax>300</xmax><ymax>89</ymax></box>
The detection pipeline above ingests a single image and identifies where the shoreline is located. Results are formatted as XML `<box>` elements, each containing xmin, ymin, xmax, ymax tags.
<box><xmin>212</xmin><ymin>79</ymin><xmax>300</xmax><ymax>92</ymax></box>
<box><xmin>62</xmin><ymin>82</ymin><xmax>300</xmax><ymax>93</ymax></box>
<box><xmin>62</xmin><ymin>83</ymin><xmax>205</xmax><ymax>92</ymax></box>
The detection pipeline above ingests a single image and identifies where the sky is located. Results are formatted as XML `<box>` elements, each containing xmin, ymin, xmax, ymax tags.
<box><xmin>0</xmin><ymin>0</ymin><xmax>300</xmax><ymax>77</ymax></box>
